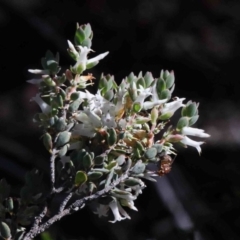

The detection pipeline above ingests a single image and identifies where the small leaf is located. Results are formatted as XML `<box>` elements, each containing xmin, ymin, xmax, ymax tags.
<box><xmin>189</xmin><ymin>115</ymin><xmax>199</xmax><ymax>126</ymax></box>
<box><xmin>116</xmin><ymin>155</ymin><xmax>125</xmax><ymax>165</ymax></box>
<box><xmin>94</xmin><ymin>155</ymin><xmax>105</xmax><ymax>165</ymax></box>
<box><xmin>132</xmin><ymin>160</ymin><xmax>146</xmax><ymax>174</ymax></box>
<box><xmin>58</xmin><ymin>145</ymin><xmax>69</xmax><ymax>157</ymax></box>
<box><xmin>70</xmin><ymin>92</ymin><xmax>80</xmax><ymax>101</ymax></box>
<box><xmin>159</xmin><ymin>89</ymin><xmax>171</xmax><ymax>100</ymax></box>
<box><xmin>74</xmin><ymin>28</ymin><xmax>85</xmax><ymax>44</ymax></box>
<box><xmin>75</xmin><ymin>171</ymin><xmax>87</xmax><ymax>186</ymax></box>
<box><xmin>177</xmin><ymin>117</ymin><xmax>189</xmax><ymax>130</ymax></box>
<box><xmin>69</xmin><ymin>99</ymin><xmax>82</xmax><ymax>112</ymax></box>
<box><xmin>0</xmin><ymin>221</ymin><xmax>11</xmax><ymax>239</ymax></box>
<box><xmin>152</xmin><ymin>144</ymin><xmax>163</xmax><ymax>153</ymax></box>
<box><xmin>105</xmin><ymin>169</ymin><xmax>114</xmax><ymax>187</ymax></box>
<box><xmin>83</xmin><ymin>153</ymin><xmax>93</xmax><ymax>170</ymax></box>
<box><xmin>42</xmin><ymin>133</ymin><xmax>52</xmax><ymax>153</ymax></box>
<box><xmin>156</xmin><ymin>78</ymin><xmax>166</xmax><ymax>99</ymax></box>
<box><xmin>107</xmin><ymin>128</ymin><xmax>117</xmax><ymax>146</ymax></box>
<box><xmin>144</xmin><ymin>147</ymin><xmax>157</xmax><ymax>159</ymax></box>
<box><xmin>56</xmin><ymin>131</ymin><xmax>71</xmax><ymax>148</ymax></box>
<box><xmin>124</xmin><ymin>178</ymin><xmax>141</xmax><ymax>187</ymax></box>
<box><xmin>54</xmin><ymin>118</ymin><xmax>66</xmax><ymax>132</ymax></box>
<box><xmin>165</xmin><ymin>72</ymin><xmax>175</xmax><ymax>88</ymax></box>
<box><xmin>88</xmin><ymin>172</ymin><xmax>103</xmax><ymax>181</ymax></box>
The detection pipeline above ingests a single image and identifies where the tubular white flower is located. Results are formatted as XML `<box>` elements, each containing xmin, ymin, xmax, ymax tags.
<box><xmin>73</xmin><ymin>46</ymin><xmax>109</xmax><ymax>73</ymax></box>
<box><xmin>161</xmin><ymin>97</ymin><xmax>185</xmax><ymax>115</ymax></box>
<box><xmin>67</xmin><ymin>40</ymin><xmax>79</xmax><ymax>58</ymax></box>
<box><xmin>109</xmin><ymin>200</ymin><xmax>126</xmax><ymax>223</ymax></box>
<box><xmin>143</xmin><ymin>99</ymin><xmax>168</xmax><ymax>110</ymax></box>
<box><xmin>27</xmin><ymin>78</ymin><xmax>43</xmax><ymax>85</ymax></box>
<box><xmin>94</xmin><ymin>204</ymin><xmax>109</xmax><ymax>218</ymax></box>
<box><xmin>182</xmin><ymin>127</ymin><xmax>210</xmax><ymax>138</ymax></box>
<box><xmin>180</xmin><ymin>136</ymin><xmax>204</xmax><ymax>154</ymax></box>
<box><xmin>28</xmin><ymin>69</ymin><xmax>49</xmax><ymax>75</ymax></box>
<box><xmin>117</xmin><ymin>202</ymin><xmax>131</xmax><ymax>220</ymax></box>
<box><xmin>72</xmin><ymin>123</ymin><xmax>96</xmax><ymax>138</ymax></box>
<box><xmin>31</xmin><ymin>93</ymin><xmax>51</xmax><ymax>114</ymax></box>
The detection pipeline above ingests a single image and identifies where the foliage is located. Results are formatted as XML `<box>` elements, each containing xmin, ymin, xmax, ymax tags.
<box><xmin>0</xmin><ymin>23</ymin><xmax>209</xmax><ymax>240</ymax></box>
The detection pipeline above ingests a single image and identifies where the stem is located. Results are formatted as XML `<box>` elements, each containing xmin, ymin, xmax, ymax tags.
<box><xmin>50</xmin><ymin>149</ymin><xmax>57</xmax><ymax>193</ymax></box>
<box><xmin>22</xmin><ymin>173</ymin><xmax>128</xmax><ymax>240</ymax></box>
<box><xmin>58</xmin><ymin>193</ymin><xmax>73</xmax><ymax>213</ymax></box>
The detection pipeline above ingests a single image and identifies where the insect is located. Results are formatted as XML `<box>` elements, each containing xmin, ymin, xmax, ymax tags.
<box><xmin>157</xmin><ymin>154</ymin><xmax>175</xmax><ymax>176</ymax></box>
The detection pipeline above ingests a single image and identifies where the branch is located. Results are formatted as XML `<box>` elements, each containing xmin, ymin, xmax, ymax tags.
<box><xmin>23</xmin><ymin>173</ymin><xmax>128</xmax><ymax>240</ymax></box>
<box><xmin>50</xmin><ymin>149</ymin><xmax>57</xmax><ymax>194</ymax></box>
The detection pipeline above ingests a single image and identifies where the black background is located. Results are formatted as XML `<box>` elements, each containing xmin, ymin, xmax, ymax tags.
<box><xmin>0</xmin><ymin>0</ymin><xmax>240</xmax><ymax>239</ymax></box>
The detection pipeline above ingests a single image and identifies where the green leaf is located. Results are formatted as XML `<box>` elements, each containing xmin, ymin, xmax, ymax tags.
<box><xmin>56</xmin><ymin>131</ymin><xmax>71</xmax><ymax>148</ymax></box>
<box><xmin>177</xmin><ymin>117</ymin><xmax>189</xmax><ymax>130</ymax></box>
<box><xmin>159</xmin><ymin>89</ymin><xmax>171</xmax><ymax>100</ymax></box>
<box><xmin>152</xmin><ymin>144</ymin><xmax>163</xmax><ymax>153</ymax></box>
<box><xmin>165</xmin><ymin>73</ymin><xmax>175</xmax><ymax>89</ymax></box>
<box><xmin>58</xmin><ymin>145</ymin><xmax>69</xmax><ymax>157</ymax></box>
<box><xmin>144</xmin><ymin>147</ymin><xmax>157</xmax><ymax>159</ymax></box>
<box><xmin>0</xmin><ymin>221</ymin><xmax>11</xmax><ymax>239</ymax></box>
<box><xmin>124</xmin><ymin>178</ymin><xmax>141</xmax><ymax>187</ymax></box>
<box><xmin>83</xmin><ymin>153</ymin><xmax>93</xmax><ymax>170</ymax></box>
<box><xmin>189</xmin><ymin>115</ymin><xmax>199</xmax><ymax>126</ymax></box>
<box><xmin>107</xmin><ymin>128</ymin><xmax>117</xmax><ymax>146</ymax></box>
<box><xmin>105</xmin><ymin>169</ymin><xmax>114</xmax><ymax>187</ymax></box>
<box><xmin>86</xmin><ymin>60</ymin><xmax>99</xmax><ymax>69</ymax></box>
<box><xmin>186</xmin><ymin>103</ymin><xmax>197</xmax><ymax>117</ymax></box>
<box><xmin>156</xmin><ymin>78</ymin><xmax>166</xmax><ymax>99</ymax></box>
<box><xmin>132</xmin><ymin>102</ymin><xmax>142</xmax><ymax>113</ymax></box>
<box><xmin>83</xmin><ymin>23</ymin><xmax>92</xmax><ymax>38</ymax></box>
<box><xmin>144</xmin><ymin>72</ymin><xmax>154</xmax><ymax>87</ymax></box>
<box><xmin>132</xmin><ymin>160</ymin><xmax>146</xmax><ymax>174</ymax></box>
<box><xmin>137</xmin><ymin>77</ymin><xmax>146</xmax><ymax>88</ymax></box>
<box><xmin>54</xmin><ymin>118</ymin><xmax>66</xmax><ymax>132</ymax></box>
<box><xmin>75</xmin><ymin>171</ymin><xmax>87</xmax><ymax>186</ymax></box>
<box><xmin>74</xmin><ymin>28</ymin><xmax>85</xmax><ymax>45</ymax></box>
<box><xmin>70</xmin><ymin>92</ymin><xmax>80</xmax><ymax>101</ymax></box>
<box><xmin>81</xmin><ymin>38</ymin><xmax>92</xmax><ymax>48</ymax></box>
<box><xmin>88</xmin><ymin>172</ymin><xmax>103</xmax><ymax>181</ymax></box>
<box><xmin>106</xmin><ymin>161</ymin><xmax>117</xmax><ymax>170</ymax></box>
<box><xmin>104</xmin><ymin>89</ymin><xmax>114</xmax><ymax>101</ymax></box>
<box><xmin>69</xmin><ymin>99</ymin><xmax>82</xmax><ymax>113</ymax></box>
<box><xmin>94</xmin><ymin>155</ymin><xmax>105</xmax><ymax>165</ymax></box>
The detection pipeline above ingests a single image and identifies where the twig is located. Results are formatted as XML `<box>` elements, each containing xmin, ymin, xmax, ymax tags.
<box><xmin>50</xmin><ymin>149</ymin><xmax>57</xmax><ymax>194</ymax></box>
<box><xmin>23</xmin><ymin>205</ymin><xmax>48</xmax><ymax>240</ymax></box>
<box><xmin>22</xmin><ymin>173</ymin><xmax>128</xmax><ymax>240</ymax></box>
<box><xmin>58</xmin><ymin>192</ymin><xmax>73</xmax><ymax>213</ymax></box>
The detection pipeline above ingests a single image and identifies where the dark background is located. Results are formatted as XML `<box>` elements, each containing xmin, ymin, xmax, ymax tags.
<box><xmin>0</xmin><ymin>0</ymin><xmax>240</xmax><ymax>239</ymax></box>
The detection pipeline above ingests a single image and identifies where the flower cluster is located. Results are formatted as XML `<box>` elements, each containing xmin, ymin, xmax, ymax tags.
<box><xmin>26</xmin><ymin>23</ymin><xmax>209</xmax><ymax>223</ymax></box>
<box><xmin>0</xmin><ymin>23</ymin><xmax>210</xmax><ymax>240</ymax></box>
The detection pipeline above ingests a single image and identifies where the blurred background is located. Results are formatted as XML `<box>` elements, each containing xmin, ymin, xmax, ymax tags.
<box><xmin>0</xmin><ymin>0</ymin><xmax>240</xmax><ymax>239</ymax></box>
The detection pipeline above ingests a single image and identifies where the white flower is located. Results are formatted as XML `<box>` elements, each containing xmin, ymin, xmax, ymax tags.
<box><xmin>180</xmin><ymin>136</ymin><xmax>204</xmax><ymax>154</ymax></box>
<box><xmin>94</xmin><ymin>204</ymin><xmax>109</xmax><ymax>218</ymax></box>
<box><xmin>134</xmin><ymin>86</ymin><xmax>152</xmax><ymax>106</ymax></box>
<box><xmin>27</xmin><ymin>78</ymin><xmax>43</xmax><ymax>85</ymax></box>
<box><xmin>31</xmin><ymin>93</ymin><xmax>51</xmax><ymax>114</ymax></box>
<box><xmin>117</xmin><ymin>202</ymin><xmax>131</xmax><ymax>219</ymax></box>
<box><xmin>161</xmin><ymin>97</ymin><xmax>185</xmax><ymax>115</ymax></box>
<box><xmin>182</xmin><ymin>127</ymin><xmax>210</xmax><ymax>138</ymax></box>
<box><xmin>70</xmin><ymin>43</ymin><xmax>109</xmax><ymax>73</ymax></box>
<box><xmin>131</xmin><ymin>181</ymin><xmax>146</xmax><ymax>196</ymax></box>
<box><xmin>28</xmin><ymin>69</ymin><xmax>49</xmax><ymax>75</ymax></box>
<box><xmin>72</xmin><ymin>123</ymin><xmax>96</xmax><ymax>138</ymax></box>
<box><xmin>142</xmin><ymin>171</ymin><xmax>158</xmax><ymax>182</ymax></box>
<box><xmin>109</xmin><ymin>200</ymin><xmax>127</xmax><ymax>223</ymax></box>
